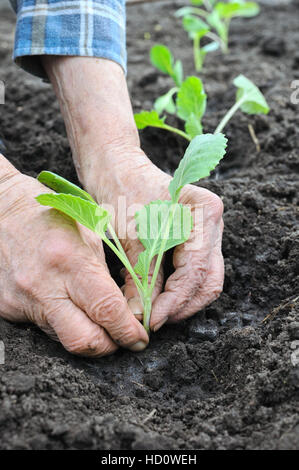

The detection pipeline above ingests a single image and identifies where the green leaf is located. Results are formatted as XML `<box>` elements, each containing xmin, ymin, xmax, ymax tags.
<box><xmin>233</xmin><ymin>74</ymin><xmax>270</xmax><ymax>114</ymax></box>
<box><xmin>176</xmin><ymin>76</ymin><xmax>207</xmax><ymax>122</ymax></box>
<box><xmin>215</xmin><ymin>2</ymin><xmax>260</xmax><ymax>19</ymax></box>
<box><xmin>134</xmin><ymin>200</ymin><xmax>193</xmax><ymax>278</ymax></box>
<box><xmin>175</xmin><ymin>6</ymin><xmax>202</xmax><ymax>18</ymax></box>
<box><xmin>202</xmin><ymin>41</ymin><xmax>219</xmax><ymax>53</ymax></box>
<box><xmin>36</xmin><ymin>193</ymin><xmax>110</xmax><ymax>236</ymax></box>
<box><xmin>168</xmin><ymin>133</ymin><xmax>227</xmax><ymax>202</ymax></box>
<box><xmin>194</xmin><ymin>41</ymin><xmax>219</xmax><ymax>72</ymax></box>
<box><xmin>134</xmin><ymin>110</ymin><xmax>166</xmax><ymax>130</ymax></box>
<box><xmin>154</xmin><ymin>88</ymin><xmax>177</xmax><ymax>115</ymax></box>
<box><xmin>150</xmin><ymin>45</ymin><xmax>174</xmax><ymax>76</ymax></box>
<box><xmin>173</xmin><ymin>60</ymin><xmax>184</xmax><ymax>87</ymax></box>
<box><xmin>206</xmin><ymin>10</ymin><xmax>227</xmax><ymax>43</ymax></box>
<box><xmin>185</xmin><ymin>113</ymin><xmax>203</xmax><ymax>138</ymax></box>
<box><xmin>150</xmin><ymin>45</ymin><xmax>183</xmax><ymax>87</ymax></box>
<box><xmin>182</xmin><ymin>15</ymin><xmax>210</xmax><ymax>39</ymax></box>
<box><xmin>37</xmin><ymin>171</ymin><xmax>95</xmax><ymax>202</ymax></box>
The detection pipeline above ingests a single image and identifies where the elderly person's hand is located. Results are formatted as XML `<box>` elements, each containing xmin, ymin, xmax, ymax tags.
<box><xmin>2</xmin><ymin>2</ymin><xmax>224</xmax><ymax>357</ymax></box>
<box><xmin>0</xmin><ymin>156</ymin><xmax>148</xmax><ymax>355</ymax></box>
<box><xmin>94</xmin><ymin>147</ymin><xmax>224</xmax><ymax>332</ymax></box>
<box><xmin>42</xmin><ymin>56</ymin><xmax>224</xmax><ymax>335</ymax></box>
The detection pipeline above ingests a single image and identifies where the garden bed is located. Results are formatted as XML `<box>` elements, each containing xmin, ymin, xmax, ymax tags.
<box><xmin>0</xmin><ymin>0</ymin><xmax>298</xmax><ymax>450</ymax></box>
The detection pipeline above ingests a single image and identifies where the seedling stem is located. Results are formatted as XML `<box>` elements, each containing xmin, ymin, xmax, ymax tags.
<box><xmin>214</xmin><ymin>96</ymin><xmax>246</xmax><ymax>134</ymax></box>
<box><xmin>162</xmin><ymin>123</ymin><xmax>192</xmax><ymax>141</ymax></box>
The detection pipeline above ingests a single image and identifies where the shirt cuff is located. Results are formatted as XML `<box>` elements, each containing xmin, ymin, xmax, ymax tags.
<box><xmin>11</xmin><ymin>0</ymin><xmax>127</xmax><ymax>79</ymax></box>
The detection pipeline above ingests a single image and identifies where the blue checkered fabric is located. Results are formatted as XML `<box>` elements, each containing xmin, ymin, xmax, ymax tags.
<box><xmin>9</xmin><ymin>0</ymin><xmax>126</xmax><ymax>78</ymax></box>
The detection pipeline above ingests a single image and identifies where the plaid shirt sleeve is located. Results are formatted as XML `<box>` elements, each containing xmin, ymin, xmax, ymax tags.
<box><xmin>9</xmin><ymin>0</ymin><xmax>127</xmax><ymax>79</ymax></box>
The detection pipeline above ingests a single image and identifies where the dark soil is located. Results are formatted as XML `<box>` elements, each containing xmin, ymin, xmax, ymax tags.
<box><xmin>0</xmin><ymin>0</ymin><xmax>298</xmax><ymax>450</ymax></box>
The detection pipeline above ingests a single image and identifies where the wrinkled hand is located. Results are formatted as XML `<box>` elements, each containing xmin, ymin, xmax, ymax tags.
<box><xmin>95</xmin><ymin>147</ymin><xmax>225</xmax><ymax>331</ymax></box>
<box><xmin>0</xmin><ymin>163</ymin><xmax>148</xmax><ymax>356</ymax></box>
<box><xmin>151</xmin><ymin>184</ymin><xmax>224</xmax><ymax>329</ymax></box>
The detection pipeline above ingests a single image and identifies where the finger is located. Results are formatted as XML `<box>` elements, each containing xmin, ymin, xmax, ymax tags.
<box><xmin>151</xmin><ymin>219</ymin><xmax>224</xmax><ymax>331</ymax></box>
<box><xmin>45</xmin><ymin>299</ymin><xmax>118</xmax><ymax>357</ymax></box>
<box><xmin>77</xmin><ymin>224</ymin><xmax>110</xmax><ymax>272</ymax></box>
<box><xmin>150</xmin><ymin>245</ymin><xmax>211</xmax><ymax>331</ymax></box>
<box><xmin>38</xmin><ymin>323</ymin><xmax>59</xmax><ymax>342</ymax></box>
<box><xmin>119</xmin><ymin>283</ymin><xmax>142</xmax><ymax>322</ymax></box>
<box><xmin>167</xmin><ymin>245</ymin><xmax>224</xmax><ymax>323</ymax></box>
<box><xmin>66</xmin><ymin>259</ymin><xmax>149</xmax><ymax>351</ymax></box>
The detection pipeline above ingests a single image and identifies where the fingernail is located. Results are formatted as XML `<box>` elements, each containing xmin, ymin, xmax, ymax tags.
<box><xmin>153</xmin><ymin>317</ymin><xmax>168</xmax><ymax>332</ymax></box>
<box><xmin>128</xmin><ymin>297</ymin><xmax>143</xmax><ymax>316</ymax></box>
<box><xmin>129</xmin><ymin>341</ymin><xmax>147</xmax><ymax>352</ymax></box>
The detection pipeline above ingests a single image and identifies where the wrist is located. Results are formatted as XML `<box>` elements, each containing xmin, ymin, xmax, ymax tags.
<box><xmin>89</xmin><ymin>148</ymin><xmax>172</xmax><ymax>224</ymax></box>
<box><xmin>42</xmin><ymin>56</ymin><xmax>171</xmax><ymax>212</ymax></box>
<box><xmin>77</xmin><ymin>138</ymin><xmax>142</xmax><ymax>200</ymax></box>
<box><xmin>42</xmin><ymin>56</ymin><xmax>140</xmax><ymax>189</ymax></box>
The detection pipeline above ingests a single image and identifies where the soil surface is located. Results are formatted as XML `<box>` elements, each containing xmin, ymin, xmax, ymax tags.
<box><xmin>0</xmin><ymin>0</ymin><xmax>298</xmax><ymax>450</ymax></box>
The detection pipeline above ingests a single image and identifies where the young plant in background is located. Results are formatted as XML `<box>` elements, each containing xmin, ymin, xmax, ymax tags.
<box><xmin>176</xmin><ymin>0</ymin><xmax>260</xmax><ymax>55</ymax></box>
<box><xmin>135</xmin><ymin>74</ymin><xmax>206</xmax><ymax>141</ymax></box>
<box><xmin>181</xmin><ymin>13</ymin><xmax>219</xmax><ymax>71</ymax></box>
<box><xmin>149</xmin><ymin>45</ymin><xmax>184</xmax><ymax>116</ymax></box>
<box><xmin>214</xmin><ymin>75</ymin><xmax>269</xmax><ymax>134</ymax></box>
<box><xmin>36</xmin><ymin>133</ymin><xmax>227</xmax><ymax>334</ymax></box>
<box><xmin>150</xmin><ymin>45</ymin><xmax>184</xmax><ymax>88</ymax></box>
<box><xmin>135</xmin><ymin>74</ymin><xmax>269</xmax><ymax>141</ymax></box>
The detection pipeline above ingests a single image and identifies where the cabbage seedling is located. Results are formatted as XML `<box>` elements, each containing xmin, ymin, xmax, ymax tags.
<box><xmin>135</xmin><ymin>74</ymin><xmax>269</xmax><ymax>141</ymax></box>
<box><xmin>135</xmin><ymin>75</ymin><xmax>207</xmax><ymax>141</ymax></box>
<box><xmin>176</xmin><ymin>1</ymin><xmax>260</xmax><ymax>54</ymax></box>
<box><xmin>181</xmin><ymin>14</ymin><xmax>219</xmax><ymax>71</ymax></box>
<box><xmin>36</xmin><ymin>133</ymin><xmax>227</xmax><ymax>334</ymax></box>
<box><xmin>214</xmin><ymin>75</ymin><xmax>269</xmax><ymax>133</ymax></box>
<box><xmin>149</xmin><ymin>45</ymin><xmax>183</xmax><ymax>115</ymax></box>
<box><xmin>150</xmin><ymin>45</ymin><xmax>184</xmax><ymax>88</ymax></box>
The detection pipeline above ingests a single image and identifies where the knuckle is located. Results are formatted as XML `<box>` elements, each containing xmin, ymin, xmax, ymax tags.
<box><xmin>40</xmin><ymin>325</ymin><xmax>58</xmax><ymax>341</ymax></box>
<box><xmin>90</xmin><ymin>289</ymin><xmax>125</xmax><ymax>325</ymax></box>
<box><xmin>201</xmin><ymin>284</ymin><xmax>223</xmax><ymax>309</ymax></box>
<box><xmin>65</xmin><ymin>334</ymin><xmax>113</xmax><ymax>357</ymax></box>
<box><xmin>89</xmin><ymin>289</ymin><xmax>141</xmax><ymax>345</ymax></box>
<box><xmin>14</xmin><ymin>271</ymin><xmax>37</xmax><ymax>296</ymax></box>
<box><xmin>116</xmin><ymin>323</ymin><xmax>141</xmax><ymax>346</ymax></box>
<box><xmin>184</xmin><ymin>257</ymin><xmax>208</xmax><ymax>285</ymax></box>
<box><xmin>124</xmin><ymin>272</ymin><xmax>136</xmax><ymax>286</ymax></box>
<box><xmin>1</xmin><ymin>291</ymin><xmax>17</xmax><ymax>311</ymax></box>
<box><xmin>0</xmin><ymin>292</ymin><xmax>24</xmax><ymax>321</ymax></box>
<box><xmin>193</xmin><ymin>258</ymin><xmax>209</xmax><ymax>277</ymax></box>
<box><xmin>206</xmin><ymin>193</ymin><xmax>224</xmax><ymax>220</ymax></box>
<box><xmin>41</xmin><ymin>231</ymin><xmax>75</xmax><ymax>268</ymax></box>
